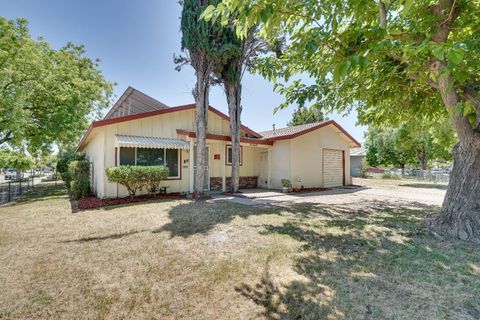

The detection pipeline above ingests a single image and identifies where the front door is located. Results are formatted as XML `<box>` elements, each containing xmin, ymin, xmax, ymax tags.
<box><xmin>193</xmin><ymin>145</ymin><xmax>210</xmax><ymax>191</ymax></box>
<box><xmin>259</xmin><ymin>151</ymin><xmax>269</xmax><ymax>188</ymax></box>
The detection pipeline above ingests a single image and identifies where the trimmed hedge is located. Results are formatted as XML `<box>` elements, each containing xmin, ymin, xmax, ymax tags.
<box><xmin>105</xmin><ymin>166</ymin><xmax>169</xmax><ymax>198</ymax></box>
<box><xmin>69</xmin><ymin>160</ymin><xmax>91</xmax><ymax>199</ymax></box>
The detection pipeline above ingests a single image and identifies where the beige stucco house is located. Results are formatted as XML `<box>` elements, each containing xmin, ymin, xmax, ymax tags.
<box><xmin>77</xmin><ymin>87</ymin><xmax>361</xmax><ymax>198</ymax></box>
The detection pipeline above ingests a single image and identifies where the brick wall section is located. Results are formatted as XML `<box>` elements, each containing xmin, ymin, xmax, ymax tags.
<box><xmin>210</xmin><ymin>176</ymin><xmax>258</xmax><ymax>191</ymax></box>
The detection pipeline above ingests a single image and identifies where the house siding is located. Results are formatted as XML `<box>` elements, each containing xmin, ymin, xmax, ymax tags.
<box><xmin>81</xmin><ymin>108</ymin><xmax>266</xmax><ymax>198</ymax></box>
<box><xmin>79</xmin><ymin>102</ymin><xmax>356</xmax><ymax>197</ymax></box>
<box><xmin>270</xmin><ymin>125</ymin><xmax>352</xmax><ymax>189</ymax></box>
<box><xmin>83</xmin><ymin>128</ymin><xmax>106</xmax><ymax>197</ymax></box>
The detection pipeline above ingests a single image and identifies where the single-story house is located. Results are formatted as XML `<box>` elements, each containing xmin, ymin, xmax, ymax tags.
<box><xmin>350</xmin><ymin>148</ymin><xmax>366</xmax><ymax>177</ymax></box>
<box><xmin>77</xmin><ymin>87</ymin><xmax>361</xmax><ymax>198</ymax></box>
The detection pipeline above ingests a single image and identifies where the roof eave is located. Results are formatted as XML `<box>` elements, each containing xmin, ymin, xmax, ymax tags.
<box><xmin>264</xmin><ymin>120</ymin><xmax>361</xmax><ymax>147</ymax></box>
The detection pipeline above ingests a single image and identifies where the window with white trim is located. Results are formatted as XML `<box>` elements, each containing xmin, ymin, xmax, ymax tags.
<box><xmin>226</xmin><ymin>145</ymin><xmax>242</xmax><ymax>165</ymax></box>
<box><xmin>119</xmin><ymin>147</ymin><xmax>180</xmax><ymax>178</ymax></box>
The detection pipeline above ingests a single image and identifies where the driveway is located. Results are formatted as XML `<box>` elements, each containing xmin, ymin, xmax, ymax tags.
<box><xmin>213</xmin><ymin>178</ymin><xmax>447</xmax><ymax>207</ymax></box>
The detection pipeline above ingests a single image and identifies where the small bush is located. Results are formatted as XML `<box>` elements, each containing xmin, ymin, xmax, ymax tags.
<box><xmin>381</xmin><ymin>172</ymin><xmax>400</xmax><ymax>180</ymax></box>
<box><xmin>57</xmin><ymin>150</ymin><xmax>86</xmax><ymax>186</ymax></box>
<box><xmin>143</xmin><ymin>166</ymin><xmax>169</xmax><ymax>194</ymax></box>
<box><xmin>360</xmin><ymin>160</ymin><xmax>369</xmax><ymax>178</ymax></box>
<box><xmin>69</xmin><ymin>160</ymin><xmax>91</xmax><ymax>199</ymax></box>
<box><xmin>106</xmin><ymin>166</ymin><xmax>169</xmax><ymax>198</ymax></box>
<box><xmin>281</xmin><ymin>179</ymin><xmax>292</xmax><ymax>188</ymax></box>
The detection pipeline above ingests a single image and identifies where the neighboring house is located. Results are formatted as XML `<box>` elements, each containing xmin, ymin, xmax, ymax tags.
<box><xmin>77</xmin><ymin>87</ymin><xmax>361</xmax><ymax>198</ymax></box>
<box><xmin>350</xmin><ymin>148</ymin><xmax>366</xmax><ymax>177</ymax></box>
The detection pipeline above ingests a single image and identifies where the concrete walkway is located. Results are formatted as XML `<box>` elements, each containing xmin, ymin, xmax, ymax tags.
<box><xmin>211</xmin><ymin>182</ymin><xmax>446</xmax><ymax>207</ymax></box>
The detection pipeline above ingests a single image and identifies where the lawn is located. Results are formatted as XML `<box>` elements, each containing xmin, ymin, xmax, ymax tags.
<box><xmin>0</xmin><ymin>182</ymin><xmax>479</xmax><ymax>319</ymax></box>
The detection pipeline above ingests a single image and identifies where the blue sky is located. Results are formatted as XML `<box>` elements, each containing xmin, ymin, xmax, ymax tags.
<box><xmin>1</xmin><ymin>0</ymin><xmax>367</xmax><ymax>142</ymax></box>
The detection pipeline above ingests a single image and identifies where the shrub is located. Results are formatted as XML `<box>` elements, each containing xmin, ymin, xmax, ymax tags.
<box><xmin>105</xmin><ymin>166</ymin><xmax>169</xmax><ymax>198</ymax></box>
<box><xmin>57</xmin><ymin>149</ymin><xmax>86</xmax><ymax>186</ymax></box>
<box><xmin>143</xmin><ymin>166</ymin><xmax>169</xmax><ymax>194</ymax></box>
<box><xmin>281</xmin><ymin>179</ymin><xmax>292</xmax><ymax>188</ymax></box>
<box><xmin>68</xmin><ymin>160</ymin><xmax>91</xmax><ymax>199</ymax></box>
<box><xmin>359</xmin><ymin>160</ymin><xmax>369</xmax><ymax>178</ymax></box>
<box><xmin>381</xmin><ymin>172</ymin><xmax>400</xmax><ymax>180</ymax></box>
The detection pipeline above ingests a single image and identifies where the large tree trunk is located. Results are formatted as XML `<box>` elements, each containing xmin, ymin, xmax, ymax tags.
<box><xmin>225</xmin><ymin>80</ymin><xmax>242</xmax><ymax>193</ymax></box>
<box><xmin>434</xmin><ymin>141</ymin><xmax>480</xmax><ymax>241</ymax></box>
<box><xmin>428</xmin><ymin>60</ymin><xmax>480</xmax><ymax>242</ymax></box>
<box><xmin>194</xmin><ymin>66</ymin><xmax>209</xmax><ymax>199</ymax></box>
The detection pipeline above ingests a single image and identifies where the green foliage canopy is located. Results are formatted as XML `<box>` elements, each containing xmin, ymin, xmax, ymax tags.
<box><xmin>0</xmin><ymin>149</ymin><xmax>32</xmax><ymax>170</ymax></box>
<box><xmin>365</xmin><ymin>121</ymin><xmax>456</xmax><ymax>169</ymax></box>
<box><xmin>207</xmin><ymin>0</ymin><xmax>480</xmax><ymax>129</ymax></box>
<box><xmin>0</xmin><ymin>18</ymin><xmax>114</xmax><ymax>152</ymax></box>
<box><xmin>177</xmin><ymin>0</ymin><xmax>241</xmax><ymax>75</ymax></box>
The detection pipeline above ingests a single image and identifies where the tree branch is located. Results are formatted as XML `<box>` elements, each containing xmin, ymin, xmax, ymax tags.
<box><xmin>377</xmin><ymin>1</ymin><xmax>387</xmax><ymax>28</ymax></box>
<box><xmin>0</xmin><ymin>131</ymin><xmax>13</xmax><ymax>145</ymax></box>
<box><xmin>430</xmin><ymin>0</ymin><xmax>459</xmax><ymax>43</ymax></box>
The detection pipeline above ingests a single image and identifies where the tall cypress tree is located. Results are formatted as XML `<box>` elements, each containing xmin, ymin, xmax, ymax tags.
<box><xmin>180</xmin><ymin>0</ymin><xmax>252</xmax><ymax>195</ymax></box>
<box><xmin>178</xmin><ymin>0</ymin><xmax>224</xmax><ymax>198</ymax></box>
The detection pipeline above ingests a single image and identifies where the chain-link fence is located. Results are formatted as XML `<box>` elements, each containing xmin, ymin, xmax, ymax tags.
<box><xmin>0</xmin><ymin>176</ymin><xmax>37</xmax><ymax>205</ymax></box>
<box><xmin>385</xmin><ymin>168</ymin><xmax>450</xmax><ymax>184</ymax></box>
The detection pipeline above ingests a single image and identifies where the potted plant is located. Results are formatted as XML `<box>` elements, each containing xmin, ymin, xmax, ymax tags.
<box><xmin>280</xmin><ymin>179</ymin><xmax>292</xmax><ymax>193</ymax></box>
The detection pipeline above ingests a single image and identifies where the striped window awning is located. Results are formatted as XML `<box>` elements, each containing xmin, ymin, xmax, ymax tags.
<box><xmin>114</xmin><ymin>135</ymin><xmax>190</xmax><ymax>149</ymax></box>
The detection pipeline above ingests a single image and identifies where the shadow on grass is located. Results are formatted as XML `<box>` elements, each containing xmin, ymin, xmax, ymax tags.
<box><xmin>7</xmin><ymin>182</ymin><xmax>67</xmax><ymax>206</ymax></box>
<box><xmin>234</xmin><ymin>201</ymin><xmax>480</xmax><ymax>319</ymax></box>
<box><xmin>153</xmin><ymin>200</ymin><xmax>271</xmax><ymax>237</ymax></box>
<box><xmin>60</xmin><ymin>229</ymin><xmax>147</xmax><ymax>243</ymax></box>
<box><xmin>399</xmin><ymin>183</ymin><xmax>448</xmax><ymax>190</ymax></box>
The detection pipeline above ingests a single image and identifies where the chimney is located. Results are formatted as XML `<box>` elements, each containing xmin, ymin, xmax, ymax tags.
<box><xmin>272</xmin><ymin>124</ymin><xmax>276</xmax><ymax>135</ymax></box>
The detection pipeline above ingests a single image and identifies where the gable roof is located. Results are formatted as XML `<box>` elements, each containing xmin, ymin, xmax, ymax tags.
<box><xmin>77</xmin><ymin>98</ymin><xmax>262</xmax><ymax>151</ymax></box>
<box><xmin>103</xmin><ymin>87</ymin><xmax>169</xmax><ymax>119</ymax></box>
<box><xmin>77</xmin><ymin>87</ymin><xmax>360</xmax><ymax>151</ymax></box>
<box><xmin>259</xmin><ymin>120</ymin><xmax>361</xmax><ymax>147</ymax></box>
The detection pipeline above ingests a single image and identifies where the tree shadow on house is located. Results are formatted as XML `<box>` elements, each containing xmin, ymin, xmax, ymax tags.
<box><xmin>235</xmin><ymin>200</ymin><xmax>480</xmax><ymax>319</ymax></box>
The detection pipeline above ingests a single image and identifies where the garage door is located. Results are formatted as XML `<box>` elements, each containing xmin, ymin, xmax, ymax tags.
<box><xmin>322</xmin><ymin>149</ymin><xmax>344</xmax><ymax>188</ymax></box>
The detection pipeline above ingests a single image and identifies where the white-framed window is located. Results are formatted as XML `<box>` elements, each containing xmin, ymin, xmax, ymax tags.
<box><xmin>119</xmin><ymin>147</ymin><xmax>180</xmax><ymax>179</ymax></box>
<box><xmin>226</xmin><ymin>145</ymin><xmax>243</xmax><ymax>166</ymax></box>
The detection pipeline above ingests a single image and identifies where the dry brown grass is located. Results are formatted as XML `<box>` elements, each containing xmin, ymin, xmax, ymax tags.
<box><xmin>0</xmin><ymin>182</ymin><xmax>479</xmax><ymax>319</ymax></box>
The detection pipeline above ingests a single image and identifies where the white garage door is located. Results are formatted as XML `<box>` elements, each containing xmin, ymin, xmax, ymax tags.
<box><xmin>323</xmin><ymin>149</ymin><xmax>344</xmax><ymax>188</ymax></box>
